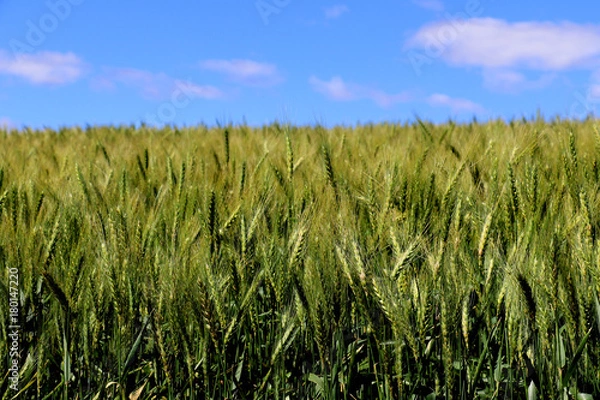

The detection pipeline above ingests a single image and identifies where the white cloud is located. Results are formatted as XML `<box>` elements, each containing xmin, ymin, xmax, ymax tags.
<box><xmin>309</xmin><ymin>76</ymin><xmax>355</xmax><ymax>101</ymax></box>
<box><xmin>412</xmin><ymin>0</ymin><xmax>444</xmax><ymax>12</ymax></box>
<box><xmin>406</xmin><ymin>18</ymin><xmax>600</xmax><ymax>70</ymax></box>
<box><xmin>309</xmin><ymin>75</ymin><xmax>411</xmax><ymax>107</ymax></box>
<box><xmin>324</xmin><ymin>5</ymin><xmax>349</xmax><ymax>19</ymax></box>
<box><xmin>0</xmin><ymin>50</ymin><xmax>86</xmax><ymax>85</ymax></box>
<box><xmin>482</xmin><ymin>69</ymin><xmax>556</xmax><ymax>93</ymax></box>
<box><xmin>93</xmin><ymin>67</ymin><xmax>224</xmax><ymax>100</ymax></box>
<box><xmin>199</xmin><ymin>59</ymin><xmax>282</xmax><ymax>86</ymax></box>
<box><xmin>175</xmin><ymin>80</ymin><xmax>224</xmax><ymax>100</ymax></box>
<box><xmin>483</xmin><ymin>69</ymin><xmax>525</xmax><ymax>87</ymax></box>
<box><xmin>427</xmin><ymin>93</ymin><xmax>485</xmax><ymax>114</ymax></box>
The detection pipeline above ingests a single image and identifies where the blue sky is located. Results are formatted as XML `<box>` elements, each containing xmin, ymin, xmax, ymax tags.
<box><xmin>0</xmin><ymin>0</ymin><xmax>599</xmax><ymax>128</ymax></box>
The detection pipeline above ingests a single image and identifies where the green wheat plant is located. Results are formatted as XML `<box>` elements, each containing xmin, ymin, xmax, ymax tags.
<box><xmin>0</xmin><ymin>119</ymin><xmax>600</xmax><ymax>398</ymax></box>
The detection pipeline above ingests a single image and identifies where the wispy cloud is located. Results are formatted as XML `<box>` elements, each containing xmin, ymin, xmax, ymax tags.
<box><xmin>427</xmin><ymin>93</ymin><xmax>485</xmax><ymax>114</ymax></box>
<box><xmin>412</xmin><ymin>0</ymin><xmax>444</xmax><ymax>12</ymax></box>
<box><xmin>309</xmin><ymin>76</ymin><xmax>355</xmax><ymax>101</ymax></box>
<box><xmin>406</xmin><ymin>18</ymin><xmax>600</xmax><ymax>70</ymax></box>
<box><xmin>0</xmin><ymin>50</ymin><xmax>86</xmax><ymax>85</ymax></box>
<box><xmin>309</xmin><ymin>75</ymin><xmax>411</xmax><ymax>107</ymax></box>
<box><xmin>324</xmin><ymin>5</ymin><xmax>349</xmax><ymax>19</ymax></box>
<box><xmin>92</xmin><ymin>67</ymin><xmax>224</xmax><ymax>100</ymax></box>
<box><xmin>176</xmin><ymin>80</ymin><xmax>225</xmax><ymax>99</ymax></box>
<box><xmin>482</xmin><ymin>69</ymin><xmax>556</xmax><ymax>93</ymax></box>
<box><xmin>199</xmin><ymin>59</ymin><xmax>282</xmax><ymax>87</ymax></box>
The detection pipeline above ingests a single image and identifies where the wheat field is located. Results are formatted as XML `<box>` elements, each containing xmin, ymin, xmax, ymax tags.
<box><xmin>1</xmin><ymin>119</ymin><xmax>599</xmax><ymax>399</ymax></box>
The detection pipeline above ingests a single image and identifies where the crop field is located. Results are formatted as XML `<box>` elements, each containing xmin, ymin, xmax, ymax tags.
<box><xmin>1</xmin><ymin>119</ymin><xmax>600</xmax><ymax>399</ymax></box>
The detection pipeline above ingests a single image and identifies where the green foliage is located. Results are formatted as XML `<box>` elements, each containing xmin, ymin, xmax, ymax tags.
<box><xmin>1</xmin><ymin>120</ymin><xmax>600</xmax><ymax>398</ymax></box>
